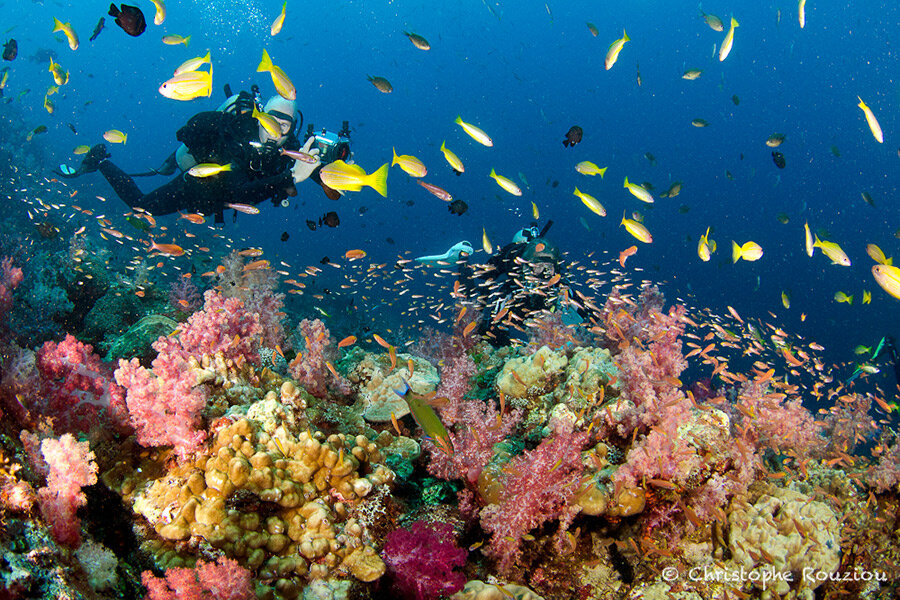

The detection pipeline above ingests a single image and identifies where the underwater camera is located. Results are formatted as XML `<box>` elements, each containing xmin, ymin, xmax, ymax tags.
<box><xmin>307</xmin><ymin>121</ymin><xmax>351</xmax><ymax>164</ymax></box>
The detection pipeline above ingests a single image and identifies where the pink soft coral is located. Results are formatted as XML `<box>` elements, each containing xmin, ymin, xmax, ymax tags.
<box><xmin>141</xmin><ymin>556</ymin><xmax>255</xmax><ymax>600</ymax></box>
<box><xmin>176</xmin><ymin>290</ymin><xmax>262</xmax><ymax>365</ymax></box>
<box><xmin>288</xmin><ymin>319</ymin><xmax>348</xmax><ymax>398</ymax></box>
<box><xmin>34</xmin><ymin>434</ymin><xmax>98</xmax><ymax>547</ymax></box>
<box><xmin>0</xmin><ymin>256</ymin><xmax>23</xmax><ymax>320</ymax></box>
<box><xmin>36</xmin><ymin>335</ymin><xmax>130</xmax><ymax>435</ymax></box>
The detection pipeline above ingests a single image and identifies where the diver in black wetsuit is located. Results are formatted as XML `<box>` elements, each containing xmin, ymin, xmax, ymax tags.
<box><xmin>454</xmin><ymin>222</ymin><xmax>575</xmax><ymax>345</ymax></box>
<box><xmin>58</xmin><ymin>90</ymin><xmax>350</xmax><ymax>224</ymax></box>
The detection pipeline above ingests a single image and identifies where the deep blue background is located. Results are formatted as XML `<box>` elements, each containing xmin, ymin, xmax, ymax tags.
<box><xmin>3</xmin><ymin>0</ymin><xmax>898</xmax><ymax>377</ymax></box>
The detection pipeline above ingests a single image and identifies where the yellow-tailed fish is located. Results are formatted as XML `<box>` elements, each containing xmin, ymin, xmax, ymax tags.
<box><xmin>252</xmin><ymin>105</ymin><xmax>282</xmax><ymax>138</ymax></box>
<box><xmin>43</xmin><ymin>95</ymin><xmax>54</xmax><ymax>113</ymax></box>
<box><xmin>813</xmin><ymin>235</ymin><xmax>851</xmax><ymax>266</ymax></box>
<box><xmin>103</xmin><ymin>129</ymin><xmax>127</xmax><ymax>144</ymax></box>
<box><xmin>270</xmin><ymin>1</ymin><xmax>287</xmax><ymax>36</ymax></box>
<box><xmin>781</xmin><ymin>290</ymin><xmax>791</xmax><ymax>309</ymax></box>
<box><xmin>439</xmin><ymin>140</ymin><xmax>464</xmax><ymax>173</ymax></box>
<box><xmin>455</xmin><ymin>115</ymin><xmax>493</xmax><ymax>146</ymax></box>
<box><xmin>575</xmin><ymin>161</ymin><xmax>607</xmax><ymax>177</ymax></box>
<box><xmin>604</xmin><ymin>29</ymin><xmax>630</xmax><ymax>70</ymax></box>
<box><xmin>862</xmin><ymin>290</ymin><xmax>872</xmax><ymax>304</ymax></box>
<box><xmin>804</xmin><ymin>222</ymin><xmax>814</xmax><ymax>257</ymax></box>
<box><xmin>46</xmin><ymin>85</ymin><xmax>59</xmax><ymax>96</ymax></box>
<box><xmin>482</xmin><ymin>227</ymin><xmax>493</xmax><ymax>254</ymax></box>
<box><xmin>857</xmin><ymin>96</ymin><xmax>884</xmax><ymax>143</ymax></box>
<box><xmin>158</xmin><ymin>67</ymin><xmax>212</xmax><ymax>100</ymax></box>
<box><xmin>162</xmin><ymin>34</ymin><xmax>190</xmax><ymax>46</ymax></box>
<box><xmin>187</xmin><ymin>163</ymin><xmax>232</xmax><ymax>178</ymax></box>
<box><xmin>834</xmin><ymin>291</ymin><xmax>853</xmax><ymax>305</ymax></box>
<box><xmin>319</xmin><ymin>160</ymin><xmax>389</xmax><ymax>197</ymax></box>
<box><xmin>866</xmin><ymin>243</ymin><xmax>892</xmax><ymax>265</ymax></box>
<box><xmin>731</xmin><ymin>240</ymin><xmax>763</xmax><ymax>262</ymax></box>
<box><xmin>0</xmin><ymin>70</ymin><xmax>8</xmax><ymax>90</ymax></box>
<box><xmin>53</xmin><ymin>18</ymin><xmax>79</xmax><ymax>51</ymax></box>
<box><xmin>150</xmin><ymin>0</ymin><xmax>166</xmax><ymax>25</ymax></box>
<box><xmin>698</xmin><ymin>227</ymin><xmax>714</xmax><ymax>261</ymax></box>
<box><xmin>624</xmin><ymin>176</ymin><xmax>654</xmax><ymax>203</ymax></box>
<box><xmin>798</xmin><ymin>0</ymin><xmax>806</xmax><ymax>28</ymax></box>
<box><xmin>49</xmin><ymin>58</ymin><xmax>69</xmax><ymax>86</ymax></box>
<box><xmin>531</xmin><ymin>202</ymin><xmax>539</xmax><ymax>220</ymax></box>
<box><xmin>174</xmin><ymin>51</ymin><xmax>211</xmax><ymax>75</ymax></box>
<box><xmin>621</xmin><ymin>212</ymin><xmax>652</xmax><ymax>243</ymax></box>
<box><xmin>718</xmin><ymin>17</ymin><xmax>739</xmax><ymax>62</ymax></box>
<box><xmin>574</xmin><ymin>188</ymin><xmax>606</xmax><ymax>217</ymax></box>
<box><xmin>257</xmin><ymin>49</ymin><xmax>296</xmax><ymax>100</ymax></box>
<box><xmin>392</xmin><ymin>148</ymin><xmax>427</xmax><ymax>178</ymax></box>
<box><xmin>872</xmin><ymin>264</ymin><xmax>900</xmax><ymax>300</ymax></box>
<box><xmin>73</xmin><ymin>145</ymin><xmax>91</xmax><ymax>155</ymax></box>
<box><xmin>489</xmin><ymin>168</ymin><xmax>522</xmax><ymax>196</ymax></box>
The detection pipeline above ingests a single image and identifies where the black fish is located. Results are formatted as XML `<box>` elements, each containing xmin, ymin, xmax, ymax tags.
<box><xmin>3</xmin><ymin>39</ymin><xmax>17</xmax><ymax>62</ymax></box>
<box><xmin>448</xmin><ymin>199</ymin><xmax>468</xmax><ymax>215</ymax></box>
<box><xmin>321</xmin><ymin>211</ymin><xmax>340</xmax><ymax>227</ymax></box>
<box><xmin>305</xmin><ymin>219</ymin><xmax>317</xmax><ymax>231</ymax></box>
<box><xmin>280</xmin><ymin>231</ymin><xmax>290</xmax><ymax>242</ymax></box>
<box><xmin>89</xmin><ymin>18</ymin><xmax>105</xmax><ymax>42</ymax></box>
<box><xmin>320</xmin><ymin>256</ymin><xmax>330</xmax><ymax>265</ymax></box>
<box><xmin>563</xmin><ymin>125</ymin><xmax>583</xmax><ymax>148</ymax></box>
<box><xmin>67</xmin><ymin>122</ymin><xmax>77</xmax><ymax>134</ymax></box>
<box><xmin>108</xmin><ymin>3</ymin><xmax>146</xmax><ymax>37</ymax></box>
<box><xmin>28</xmin><ymin>48</ymin><xmax>58</xmax><ymax>64</ymax></box>
<box><xmin>772</xmin><ymin>151</ymin><xmax>786</xmax><ymax>169</ymax></box>
<box><xmin>732</xmin><ymin>94</ymin><xmax>740</xmax><ymax>106</ymax></box>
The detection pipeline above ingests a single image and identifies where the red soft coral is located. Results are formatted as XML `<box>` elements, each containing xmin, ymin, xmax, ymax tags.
<box><xmin>0</xmin><ymin>256</ymin><xmax>23</xmax><ymax>320</ymax></box>
<box><xmin>287</xmin><ymin>319</ymin><xmax>348</xmax><ymax>398</ymax></box>
<box><xmin>141</xmin><ymin>557</ymin><xmax>255</xmax><ymax>600</ymax></box>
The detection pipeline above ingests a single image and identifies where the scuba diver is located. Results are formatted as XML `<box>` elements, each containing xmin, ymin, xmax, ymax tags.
<box><xmin>56</xmin><ymin>86</ymin><xmax>352</xmax><ymax>224</ymax></box>
<box><xmin>420</xmin><ymin>221</ymin><xmax>579</xmax><ymax>345</ymax></box>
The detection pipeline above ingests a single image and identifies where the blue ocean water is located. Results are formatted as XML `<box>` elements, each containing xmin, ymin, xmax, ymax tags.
<box><xmin>1</xmin><ymin>0</ymin><xmax>897</xmax><ymax>380</ymax></box>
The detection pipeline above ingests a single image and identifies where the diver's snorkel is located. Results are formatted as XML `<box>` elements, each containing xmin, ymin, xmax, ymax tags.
<box><xmin>539</xmin><ymin>219</ymin><xmax>554</xmax><ymax>237</ymax></box>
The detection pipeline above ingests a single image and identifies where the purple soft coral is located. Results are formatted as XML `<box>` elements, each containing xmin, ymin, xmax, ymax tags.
<box><xmin>382</xmin><ymin>521</ymin><xmax>467</xmax><ymax>600</ymax></box>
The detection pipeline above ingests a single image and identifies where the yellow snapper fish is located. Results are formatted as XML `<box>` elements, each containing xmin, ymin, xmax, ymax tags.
<box><xmin>103</xmin><ymin>129</ymin><xmax>127</xmax><ymax>144</ymax></box>
<box><xmin>252</xmin><ymin>105</ymin><xmax>283</xmax><ymax>138</ymax></box>
<box><xmin>624</xmin><ymin>176</ymin><xmax>654</xmax><ymax>203</ymax></box>
<box><xmin>43</xmin><ymin>95</ymin><xmax>54</xmax><ymax>114</ymax></box>
<box><xmin>531</xmin><ymin>202</ymin><xmax>539</xmax><ymax>220</ymax></box>
<box><xmin>872</xmin><ymin>264</ymin><xmax>900</xmax><ymax>300</ymax></box>
<box><xmin>53</xmin><ymin>18</ymin><xmax>79</xmax><ymax>51</ymax></box>
<box><xmin>604</xmin><ymin>29</ymin><xmax>630</xmax><ymax>70</ymax></box>
<box><xmin>392</xmin><ymin>148</ymin><xmax>427</xmax><ymax>178</ymax></box>
<box><xmin>187</xmin><ymin>163</ymin><xmax>232</xmax><ymax>178</ymax></box>
<box><xmin>482</xmin><ymin>227</ymin><xmax>493</xmax><ymax>254</ymax></box>
<box><xmin>731</xmin><ymin>240</ymin><xmax>763</xmax><ymax>262</ymax></box>
<box><xmin>439</xmin><ymin>141</ymin><xmax>464</xmax><ymax>173</ymax></box>
<box><xmin>574</xmin><ymin>188</ymin><xmax>606</xmax><ymax>217</ymax></box>
<box><xmin>319</xmin><ymin>160</ymin><xmax>389</xmax><ymax>197</ymax></box>
<box><xmin>621</xmin><ymin>212</ymin><xmax>652</xmax><ymax>243</ymax></box>
<box><xmin>866</xmin><ymin>243</ymin><xmax>892</xmax><ymax>265</ymax></box>
<box><xmin>698</xmin><ymin>227</ymin><xmax>716</xmax><ymax>261</ymax></box>
<box><xmin>174</xmin><ymin>51</ymin><xmax>211</xmax><ymax>75</ymax></box>
<box><xmin>834</xmin><ymin>291</ymin><xmax>853</xmax><ymax>305</ymax></box>
<box><xmin>162</xmin><ymin>34</ymin><xmax>190</xmax><ymax>46</ymax></box>
<box><xmin>455</xmin><ymin>115</ymin><xmax>493</xmax><ymax>147</ymax></box>
<box><xmin>813</xmin><ymin>235</ymin><xmax>851</xmax><ymax>266</ymax></box>
<box><xmin>781</xmin><ymin>290</ymin><xmax>791</xmax><ymax>309</ymax></box>
<box><xmin>48</xmin><ymin>58</ymin><xmax>69</xmax><ymax>86</ymax></box>
<box><xmin>718</xmin><ymin>17</ymin><xmax>739</xmax><ymax>62</ymax></box>
<box><xmin>804</xmin><ymin>222</ymin><xmax>814</xmax><ymax>257</ymax></box>
<box><xmin>271</xmin><ymin>1</ymin><xmax>287</xmax><ymax>36</ymax></box>
<box><xmin>857</xmin><ymin>96</ymin><xmax>884</xmax><ymax>143</ymax></box>
<box><xmin>159</xmin><ymin>67</ymin><xmax>212</xmax><ymax>101</ymax></box>
<box><xmin>798</xmin><ymin>0</ymin><xmax>807</xmax><ymax>28</ymax></box>
<box><xmin>73</xmin><ymin>145</ymin><xmax>91</xmax><ymax>155</ymax></box>
<box><xmin>575</xmin><ymin>161</ymin><xmax>607</xmax><ymax>177</ymax></box>
<box><xmin>150</xmin><ymin>0</ymin><xmax>166</xmax><ymax>25</ymax></box>
<box><xmin>489</xmin><ymin>168</ymin><xmax>522</xmax><ymax>196</ymax></box>
<box><xmin>862</xmin><ymin>290</ymin><xmax>872</xmax><ymax>304</ymax></box>
<box><xmin>258</xmin><ymin>49</ymin><xmax>296</xmax><ymax>100</ymax></box>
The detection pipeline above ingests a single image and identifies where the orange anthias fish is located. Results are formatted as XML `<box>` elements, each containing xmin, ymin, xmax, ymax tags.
<box><xmin>149</xmin><ymin>240</ymin><xmax>184</xmax><ymax>256</ymax></box>
<box><xmin>344</xmin><ymin>249</ymin><xmax>367</xmax><ymax>260</ymax></box>
<box><xmin>619</xmin><ymin>245</ymin><xmax>638</xmax><ymax>267</ymax></box>
<box><xmin>338</xmin><ymin>335</ymin><xmax>357</xmax><ymax>348</ymax></box>
<box><xmin>179</xmin><ymin>212</ymin><xmax>205</xmax><ymax>224</ymax></box>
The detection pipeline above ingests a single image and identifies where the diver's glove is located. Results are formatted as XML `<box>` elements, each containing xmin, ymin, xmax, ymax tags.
<box><xmin>290</xmin><ymin>136</ymin><xmax>321</xmax><ymax>184</ymax></box>
<box><xmin>415</xmin><ymin>241</ymin><xmax>474</xmax><ymax>264</ymax></box>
